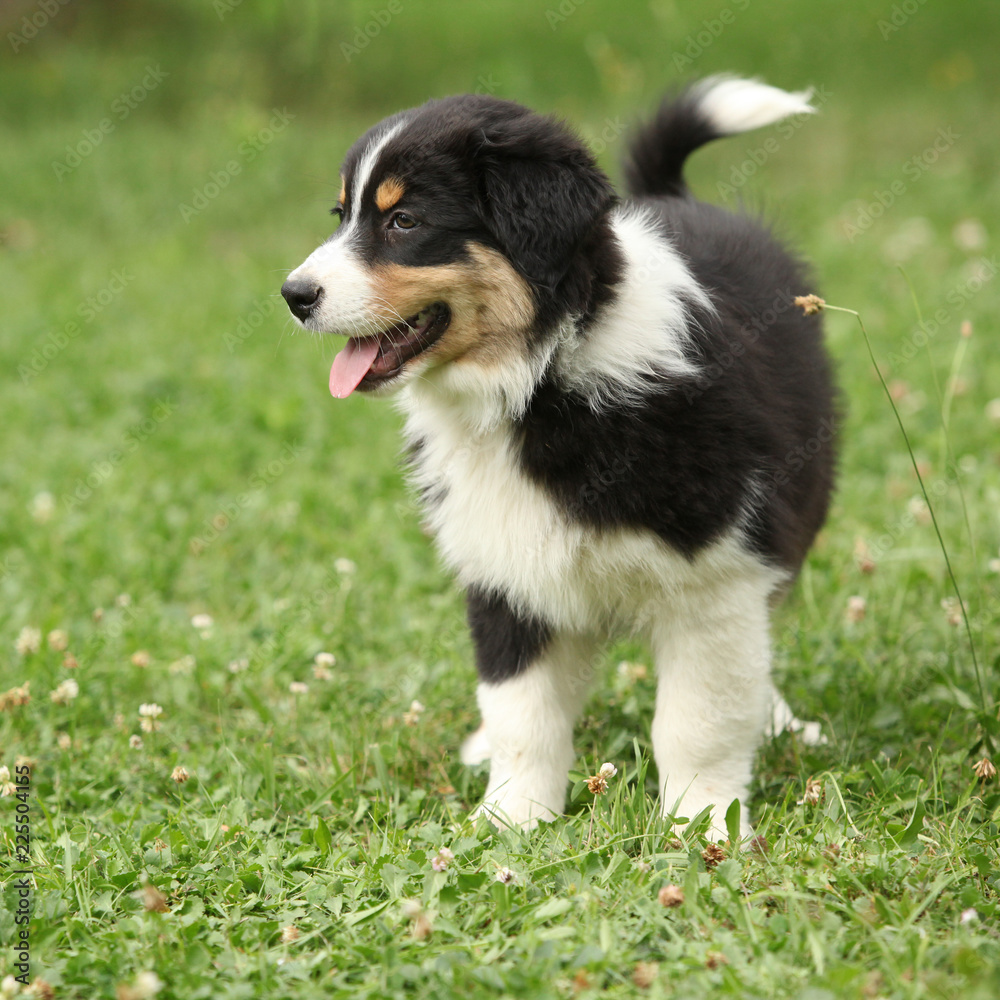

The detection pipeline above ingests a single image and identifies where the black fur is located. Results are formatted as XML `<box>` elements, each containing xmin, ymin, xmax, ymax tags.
<box><xmin>466</xmin><ymin>586</ymin><xmax>552</xmax><ymax>684</ymax></box>
<box><xmin>338</xmin><ymin>95</ymin><xmax>624</xmax><ymax>334</ymax></box>
<box><xmin>623</xmin><ymin>84</ymin><xmax>720</xmax><ymax>198</ymax></box>
<box><xmin>516</xmin><ymin>198</ymin><xmax>836</xmax><ymax>572</ymax></box>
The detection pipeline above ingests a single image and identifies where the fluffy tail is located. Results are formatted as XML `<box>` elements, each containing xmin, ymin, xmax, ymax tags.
<box><xmin>623</xmin><ymin>76</ymin><xmax>815</xmax><ymax>198</ymax></box>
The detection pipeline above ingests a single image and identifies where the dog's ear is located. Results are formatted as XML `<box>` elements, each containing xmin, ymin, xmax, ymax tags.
<box><xmin>474</xmin><ymin>121</ymin><xmax>615</xmax><ymax>293</ymax></box>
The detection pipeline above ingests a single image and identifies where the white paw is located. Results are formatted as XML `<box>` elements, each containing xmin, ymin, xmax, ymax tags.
<box><xmin>767</xmin><ymin>694</ymin><xmax>828</xmax><ymax>745</ymax></box>
<box><xmin>471</xmin><ymin>796</ymin><xmax>558</xmax><ymax>831</ymax></box>
<box><xmin>460</xmin><ymin>723</ymin><xmax>492</xmax><ymax>765</ymax></box>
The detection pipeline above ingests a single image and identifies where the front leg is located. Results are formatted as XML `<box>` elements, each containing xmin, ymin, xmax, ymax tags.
<box><xmin>466</xmin><ymin>586</ymin><xmax>596</xmax><ymax>828</ymax></box>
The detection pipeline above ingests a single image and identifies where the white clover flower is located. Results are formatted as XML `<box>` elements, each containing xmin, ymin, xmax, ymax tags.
<box><xmin>314</xmin><ymin>651</ymin><xmax>336</xmax><ymax>667</ymax></box>
<box><xmin>50</xmin><ymin>678</ymin><xmax>79</xmax><ymax>705</ymax></box>
<box><xmin>15</xmin><ymin>627</ymin><xmax>41</xmax><ymax>656</ymax></box>
<box><xmin>139</xmin><ymin>703</ymin><xmax>164</xmax><ymax>732</ymax></box>
<box><xmin>402</xmin><ymin>700</ymin><xmax>425</xmax><ymax>726</ymax></box>
<box><xmin>289</xmin><ymin>681</ymin><xmax>309</xmax><ymax>696</ymax></box>
<box><xmin>133</xmin><ymin>971</ymin><xmax>164</xmax><ymax>998</ymax></box>
<box><xmin>130</xmin><ymin>735</ymin><xmax>144</xmax><ymax>750</ymax></box>
<box><xmin>168</xmin><ymin>655</ymin><xmax>195</xmax><ymax>675</ymax></box>
<box><xmin>191</xmin><ymin>613</ymin><xmax>214</xmax><ymax>630</ymax></box>
<box><xmin>29</xmin><ymin>490</ymin><xmax>55</xmax><ymax>523</ymax></box>
<box><xmin>334</xmin><ymin>557</ymin><xmax>356</xmax><ymax>575</ymax></box>
<box><xmin>431</xmin><ymin>847</ymin><xmax>454</xmax><ymax>872</ymax></box>
<box><xmin>846</xmin><ymin>595</ymin><xmax>867</xmax><ymax>623</ymax></box>
<box><xmin>47</xmin><ymin>628</ymin><xmax>69</xmax><ymax>651</ymax></box>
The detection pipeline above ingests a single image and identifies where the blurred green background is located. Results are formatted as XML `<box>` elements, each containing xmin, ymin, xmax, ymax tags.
<box><xmin>3</xmin><ymin>3</ymin><xmax>1000</xmax><ymax>996</ymax></box>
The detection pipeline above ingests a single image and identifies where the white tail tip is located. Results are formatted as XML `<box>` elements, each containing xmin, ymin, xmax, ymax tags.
<box><xmin>694</xmin><ymin>75</ymin><xmax>815</xmax><ymax>135</ymax></box>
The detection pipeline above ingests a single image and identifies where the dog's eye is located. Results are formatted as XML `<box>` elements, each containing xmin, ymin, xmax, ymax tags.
<box><xmin>330</xmin><ymin>204</ymin><xmax>344</xmax><ymax>219</ymax></box>
<box><xmin>391</xmin><ymin>212</ymin><xmax>419</xmax><ymax>230</ymax></box>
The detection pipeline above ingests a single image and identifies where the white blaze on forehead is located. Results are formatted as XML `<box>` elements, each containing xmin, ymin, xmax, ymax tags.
<box><xmin>285</xmin><ymin>121</ymin><xmax>407</xmax><ymax>334</ymax></box>
<box><xmin>346</xmin><ymin>119</ymin><xmax>406</xmax><ymax>227</ymax></box>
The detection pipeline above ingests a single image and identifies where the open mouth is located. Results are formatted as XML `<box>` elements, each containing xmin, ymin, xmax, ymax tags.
<box><xmin>329</xmin><ymin>302</ymin><xmax>451</xmax><ymax>398</ymax></box>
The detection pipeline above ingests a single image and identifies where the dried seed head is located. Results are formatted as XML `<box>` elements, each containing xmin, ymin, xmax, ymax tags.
<box><xmin>973</xmin><ymin>758</ymin><xmax>997</xmax><ymax>781</ymax></box>
<box><xmin>0</xmin><ymin>682</ymin><xmax>31</xmax><ymax>712</ymax></box>
<box><xmin>170</xmin><ymin>765</ymin><xmax>190</xmax><ymax>784</ymax></box>
<box><xmin>131</xmin><ymin>650</ymin><xmax>151</xmax><ymax>668</ymax></box>
<box><xmin>587</xmin><ymin>762</ymin><xmax>618</xmax><ymax>794</ymax></box>
<box><xmin>794</xmin><ymin>293</ymin><xmax>826</xmax><ymax>315</ymax></box>
<box><xmin>658</xmin><ymin>884</ymin><xmax>684</xmax><ymax>907</ymax></box>
<box><xmin>798</xmin><ymin>776</ymin><xmax>824</xmax><ymax>805</ymax></box>
<box><xmin>632</xmin><ymin>961</ymin><xmax>659</xmax><ymax>989</ymax></box>
<box><xmin>280</xmin><ymin>924</ymin><xmax>299</xmax><ymax>944</ymax></box>
<box><xmin>143</xmin><ymin>884</ymin><xmax>169</xmax><ymax>912</ymax></box>
<box><xmin>26</xmin><ymin>978</ymin><xmax>55</xmax><ymax>999</ymax></box>
<box><xmin>702</xmin><ymin>843</ymin><xmax>725</xmax><ymax>869</ymax></box>
<box><xmin>846</xmin><ymin>595</ymin><xmax>867</xmax><ymax>623</ymax></box>
<box><xmin>940</xmin><ymin>597</ymin><xmax>964</xmax><ymax>627</ymax></box>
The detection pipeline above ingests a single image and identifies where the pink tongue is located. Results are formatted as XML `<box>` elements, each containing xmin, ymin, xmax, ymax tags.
<box><xmin>329</xmin><ymin>337</ymin><xmax>381</xmax><ymax>398</ymax></box>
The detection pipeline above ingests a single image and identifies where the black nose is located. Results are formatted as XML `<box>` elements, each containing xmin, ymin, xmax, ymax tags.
<box><xmin>281</xmin><ymin>278</ymin><xmax>322</xmax><ymax>321</ymax></box>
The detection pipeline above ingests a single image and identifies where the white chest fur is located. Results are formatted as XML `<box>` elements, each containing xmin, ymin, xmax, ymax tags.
<box><xmin>401</xmin><ymin>392</ymin><xmax>783</xmax><ymax>636</ymax></box>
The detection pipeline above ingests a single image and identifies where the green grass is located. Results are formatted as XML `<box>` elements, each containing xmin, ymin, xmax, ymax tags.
<box><xmin>2</xmin><ymin>3</ymin><xmax>1000</xmax><ymax>997</ymax></box>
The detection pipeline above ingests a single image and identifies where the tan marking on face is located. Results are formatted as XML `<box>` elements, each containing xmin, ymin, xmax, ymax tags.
<box><xmin>371</xmin><ymin>243</ymin><xmax>535</xmax><ymax>369</ymax></box>
<box><xmin>338</xmin><ymin>176</ymin><xmax>346</xmax><ymax>207</ymax></box>
<box><xmin>375</xmin><ymin>176</ymin><xmax>405</xmax><ymax>213</ymax></box>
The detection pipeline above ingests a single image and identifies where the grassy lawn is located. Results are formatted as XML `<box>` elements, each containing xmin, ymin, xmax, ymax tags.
<box><xmin>2</xmin><ymin>2</ymin><xmax>999</xmax><ymax>997</ymax></box>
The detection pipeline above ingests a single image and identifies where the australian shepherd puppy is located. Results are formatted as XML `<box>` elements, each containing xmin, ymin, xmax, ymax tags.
<box><xmin>281</xmin><ymin>77</ymin><xmax>836</xmax><ymax>837</ymax></box>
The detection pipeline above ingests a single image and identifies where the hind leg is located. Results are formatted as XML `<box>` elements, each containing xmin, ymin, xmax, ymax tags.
<box><xmin>651</xmin><ymin>574</ymin><xmax>775</xmax><ymax>839</ymax></box>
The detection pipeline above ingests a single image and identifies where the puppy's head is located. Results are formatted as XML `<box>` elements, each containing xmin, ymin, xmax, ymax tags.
<box><xmin>281</xmin><ymin>95</ymin><xmax>615</xmax><ymax>398</ymax></box>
